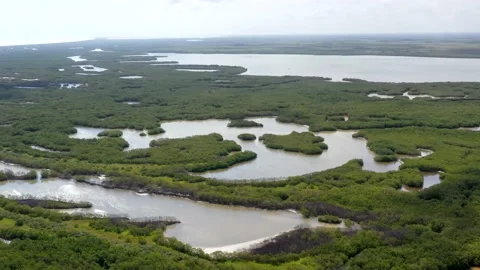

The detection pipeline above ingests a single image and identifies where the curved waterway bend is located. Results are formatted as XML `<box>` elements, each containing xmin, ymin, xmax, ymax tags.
<box><xmin>70</xmin><ymin>117</ymin><xmax>402</xmax><ymax>180</ymax></box>
<box><xmin>0</xmin><ymin>179</ymin><xmax>320</xmax><ymax>251</ymax></box>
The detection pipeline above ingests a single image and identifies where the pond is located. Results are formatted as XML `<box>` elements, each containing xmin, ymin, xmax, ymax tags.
<box><xmin>76</xmin><ymin>73</ymin><xmax>99</xmax><ymax>76</ymax></box>
<box><xmin>30</xmin><ymin>145</ymin><xmax>58</xmax><ymax>152</ymax></box>
<box><xmin>69</xmin><ymin>127</ymin><xmax>164</xmax><ymax>151</ymax></box>
<box><xmin>67</xmin><ymin>56</ymin><xmax>87</xmax><ymax>62</ymax></box>
<box><xmin>60</xmin><ymin>83</ymin><xmax>83</xmax><ymax>89</ymax></box>
<box><xmin>135</xmin><ymin>53</ymin><xmax>480</xmax><ymax>83</ymax></box>
<box><xmin>0</xmin><ymin>179</ymin><xmax>327</xmax><ymax>251</ymax></box>
<box><xmin>176</xmin><ymin>69</ymin><xmax>218</xmax><ymax>72</ymax></box>
<box><xmin>70</xmin><ymin>117</ymin><xmax>420</xmax><ymax>180</ymax></box>
<box><xmin>72</xmin><ymin>65</ymin><xmax>107</xmax><ymax>72</ymax></box>
<box><xmin>368</xmin><ymin>91</ymin><xmax>465</xmax><ymax>100</ymax></box>
<box><xmin>120</xmin><ymin>76</ymin><xmax>143</xmax><ymax>79</ymax></box>
<box><xmin>401</xmin><ymin>173</ymin><xmax>441</xmax><ymax>192</ymax></box>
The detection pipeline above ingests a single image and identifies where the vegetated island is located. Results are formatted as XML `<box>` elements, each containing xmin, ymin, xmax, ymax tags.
<box><xmin>260</xmin><ymin>131</ymin><xmax>328</xmax><ymax>155</ymax></box>
<box><xmin>237</xmin><ymin>133</ymin><xmax>256</xmax><ymax>141</ymax></box>
<box><xmin>98</xmin><ymin>130</ymin><xmax>123</xmax><ymax>138</ymax></box>
<box><xmin>147</xmin><ymin>127</ymin><xmax>165</xmax><ymax>135</ymax></box>
<box><xmin>227</xmin><ymin>120</ymin><xmax>263</xmax><ymax>128</ymax></box>
<box><xmin>0</xmin><ymin>170</ymin><xmax>37</xmax><ymax>181</ymax></box>
<box><xmin>317</xmin><ymin>214</ymin><xmax>342</xmax><ymax>224</ymax></box>
<box><xmin>374</xmin><ymin>155</ymin><xmax>399</xmax><ymax>163</ymax></box>
<box><xmin>342</xmin><ymin>78</ymin><xmax>368</xmax><ymax>83</ymax></box>
<box><xmin>148</xmin><ymin>133</ymin><xmax>257</xmax><ymax>172</ymax></box>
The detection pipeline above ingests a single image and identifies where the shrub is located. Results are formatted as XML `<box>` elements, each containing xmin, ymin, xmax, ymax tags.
<box><xmin>318</xmin><ymin>215</ymin><xmax>342</xmax><ymax>224</ymax></box>
<box><xmin>98</xmin><ymin>130</ymin><xmax>123</xmax><ymax>138</ymax></box>
<box><xmin>237</xmin><ymin>133</ymin><xmax>256</xmax><ymax>141</ymax></box>
<box><xmin>261</xmin><ymin>132</ymin><xmax>327</xmax><ymax>155</ymax></box>
<box><xmin>227</xmin><ymin>120</ymin><xmax>263</xmax><ymax>128</ymax></box>
<box><xmin>403</xmin><ymin>175</ymin><xmax>423</xmax><ymax>188</ymax></box>
<box><xmin>374</xmin><ymin>155</ymin><xmax>398</xmax><ymax>162</ymax></box>
<box><xmin>147</xmin><ymin>127</ymin><xmax>165</xmax><ymax>135</ymax></box>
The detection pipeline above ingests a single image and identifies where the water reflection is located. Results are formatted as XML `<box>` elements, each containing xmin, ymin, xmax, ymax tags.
<box><xmin>0</xmin><ymin>179</ymin><xmax>318</xmax><ymax>249</ymax></box>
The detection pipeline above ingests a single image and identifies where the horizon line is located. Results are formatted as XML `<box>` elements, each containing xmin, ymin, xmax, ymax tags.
<box><xmin>2</xmin><ymin>32</ymin><xmax>480</xmax><ymax>47</ymax></box>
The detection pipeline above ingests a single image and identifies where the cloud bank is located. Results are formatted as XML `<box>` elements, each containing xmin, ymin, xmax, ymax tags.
<box><xmin>1</xmin><ymin>0</ymin><xmax>479</xmax><ymax>45</ymax></box>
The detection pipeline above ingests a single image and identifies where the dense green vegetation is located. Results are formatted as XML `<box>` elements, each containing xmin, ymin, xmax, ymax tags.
<box><xmin>15</xmin><ymin>198</ymin><xmax>92</xmax><ymax>209</ymax></box>
<box><xmin>238</xmin><ymin>133</ymin><xmax>257</xmax><ymax>141</ymax></box>
<box><xmin>147</xmin><ymin>127</ymin><xmax>165</xmax><ymax>135</ymax></box>
<box><xmin>98</xmin><ymin>130</ymin><xmax>123</xmax><ymax>138</ymax></box>
<box><xmin>1</xmin><ymin>37</ymin><xmax>480</xmax><ymax>268</ymax></box>
<box><xmin>260</xmin><ymin>132</ymin><xmax>328</xmax><ymax>155</ymax></box>
<box><xmin>0</xmin><ymin>196</ymin><xmax>216</xmax><ymax>269</ymax></box>
<box><xmin>374</xmin><ymin>155</ymin><xmax>398</xmax><ymax>163</ymax></box>
<box><xmin>0</xmin><ymin>170</ymin><xmax>37</xmax><ymax>181</ymax></box>
<box><xmin>317</xmin><ymin>215</ymin><xmax>342</xmax><ymax>224</ymax></box>
<box><xmin>228</xmin><ymin>120</ymin><xmax>263</xmax><ymax>128</ymax></box>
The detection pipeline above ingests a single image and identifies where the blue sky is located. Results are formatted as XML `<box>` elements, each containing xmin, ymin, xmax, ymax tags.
<box><xmin>1</xmin><ymin>0</ymin><xmax>479</xmax><ymax>45</ymax></box>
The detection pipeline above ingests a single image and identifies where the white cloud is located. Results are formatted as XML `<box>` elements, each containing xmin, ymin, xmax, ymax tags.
<box><xmin>0</xmin><ymin>0</ymin><xmax>479</xmax><ymax>46</ymax></box>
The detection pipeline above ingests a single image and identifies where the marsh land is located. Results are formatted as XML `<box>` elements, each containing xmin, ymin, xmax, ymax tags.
<box><xmin>1</xmin><ymin>35</ymin><xmax>480</xmax><ymax>269</ymax></box>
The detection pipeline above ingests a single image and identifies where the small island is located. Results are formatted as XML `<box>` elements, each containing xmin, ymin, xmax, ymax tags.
<box><xmin>342</xmin><ymin>78</ymin><xmax>368</xmax><ymax>83</ymax></box>
<box><xmin>147</xmin><ymin>127</ymin><xmax>165</xmax><ymax>135</ymax></box>
<box><xmin>238</xmin><ymin>133</ymin><xmax>257</xmax><ymax>141</ymax></box>
<box><xmin>98</xmin><ymin>130</ymin><xmax>123</xmax><ymax>138</ymax></box>
<box><xmin>374</xmin><ymin>155</ymin><xmax>399</xmax><ymax>162</ymax></box>
<box><xmin>227</xmin><ymin>120</ymin><xmax>263</xmax><ymax>128</ymax></box>
<box><xmin>401</xmin><ymin>171</ymin><xmax>424</xmax><ymax>188</ymax></box>
<box><xmin>317</xmin><ymin>215</ymin><xmax>342</xmax><ymax>224</ymax></box>
<box><xmin>260</xmin><ymin>132</ymin><xmax>328</xmax><ymax>155</ymax></box>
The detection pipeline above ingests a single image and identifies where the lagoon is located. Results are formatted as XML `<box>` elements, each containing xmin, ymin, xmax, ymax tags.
<box><xmin>151</xmin><ymin>53</ymin><xmax>480</xmax><ymax>82</ymax></box>
<box><xmin>69</xmin><ymin>118</ymin><xmax>420</xmax><ymax>180</ymax></box>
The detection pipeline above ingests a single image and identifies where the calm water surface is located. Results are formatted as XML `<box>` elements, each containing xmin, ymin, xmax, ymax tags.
<box><xmin>401</xmin><ymin>173</ymin><xmax>441</xmax><ymax>192</ymax></box>
<box><xmin>149</xmin><ymin>54</ymin><xmax>480</xmax><ymax>82</ymax></box>
<box><xmin>70</xmin><ymin>118</ymin><xmax>402</xmax><ymax>179</ymax></box>
<box><xmin>2</xmin><ymin>119</ymin><xmax>436</xmax><ymax>250</ymax></box>
<box><xmin>0</xmin><ymin>179</ymin><xmax>319</xmax><ymax>249</ymax></box>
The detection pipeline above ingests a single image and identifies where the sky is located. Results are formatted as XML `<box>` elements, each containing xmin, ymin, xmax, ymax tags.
<box><xmin>1</xmin><ymin>0</ymin><xmax>479</xmax><ymax>46</ymax></box>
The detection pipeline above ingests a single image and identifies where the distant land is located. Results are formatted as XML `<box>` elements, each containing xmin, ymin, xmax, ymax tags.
<box><xmin>3</xmin><ymin>33</ymin><xmax>480</xmax><ymax>58</ymax></box>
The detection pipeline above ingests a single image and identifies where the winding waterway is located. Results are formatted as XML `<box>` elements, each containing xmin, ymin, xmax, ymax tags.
<box><xmin>0</xmin><ymin>178</ymin><xmax>325</xmax><ymax>251</ymax></box>
<box><xmin>2</xmin><ymin>116</ymin><xmax>441</xmax><ymax>251</ymax></box>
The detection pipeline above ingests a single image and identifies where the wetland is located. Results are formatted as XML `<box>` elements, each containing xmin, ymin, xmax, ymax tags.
<box><xmin>1</xmin><ymin>36</ymin><xmax>480</xmax><ymax>269</ymax></box>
